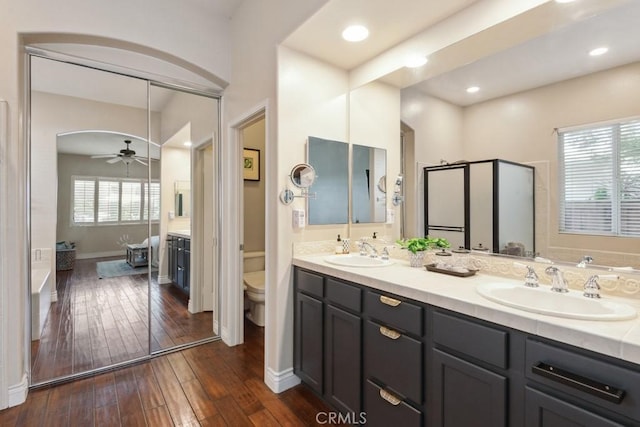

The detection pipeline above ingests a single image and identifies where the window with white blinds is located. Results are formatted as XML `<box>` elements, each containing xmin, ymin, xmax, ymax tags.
<box><xmin>72</xmin><ymin>176</ymin><xmax>160</xmax><ymax>225</ymax></box>
<box><xmin>559</xmin><ymin>118</ymin><xmax>640</xmax><ymax>236</ymax></box>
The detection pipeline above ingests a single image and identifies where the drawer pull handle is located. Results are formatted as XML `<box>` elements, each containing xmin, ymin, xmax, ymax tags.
<box><xmin>380</xmin><ymin>295</ymin><xmax>401</xmax><ymax>307</ymax></box>
<box><xmin>379</xmin><ymin>326</ymin><xmax>401</xmax><ymax>340</ymax></box>
<box><xmin>379</xmin><ymin>389</ymin><xmax>402</xmax><ymax>406</ymax></box>
<box><xmin>532</xmin><ymin>362</ymin><xmax>625</xmax><ymax>404</ymax></box>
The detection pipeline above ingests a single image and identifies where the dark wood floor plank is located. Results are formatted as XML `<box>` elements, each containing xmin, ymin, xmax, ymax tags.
<box><xmin>180</xmin><ymin>378</ymin><xmax>219</xmax><ymax>421</ymax></box>
<box><xmin>94</xmin><ymin>404</ymin><xmax>121</xmax><ymax>427</ymax></box>
<box><xmin>143</xmin><ymin>405</ymin><xmax>174</xmax><ymax>426</ymax></box>
<box><xmin>151</xmin><ymin>356</ymin><xmax>200</xmax><ymax>426</ymax></box>
<box><xmin>213</xmin><ymin>395</ymin><xmax>254</xmax><ymax>427</ymax></box>
<box><xmin>248</xmin><ymin>408</ymin><xmax>281</xmax><ymax>427</ymax></box>
<box><xmin>133</xmin><ymin>362</ymin><xmax>166</xmax><ymax>410</ymax></box>
<box><xmin>114</xmin><ymin>367</ymin><xmax>145</xmax><ymax>417</ymax></box>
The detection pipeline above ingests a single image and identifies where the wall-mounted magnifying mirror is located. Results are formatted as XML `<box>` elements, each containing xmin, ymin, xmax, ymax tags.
<box><xmin>377</xmin><ymin>175</ymin><xmax>387</xmax><ymax>193</ymax></box>
<box><xmin>290</xmin><ymin>163</ymin><xmax>316</xmax><ymax>188</ymax></box>
<box><xmin>279</xmin><ymin>163</ymin><xmax>318</xmax><ymax>205</ymax></box>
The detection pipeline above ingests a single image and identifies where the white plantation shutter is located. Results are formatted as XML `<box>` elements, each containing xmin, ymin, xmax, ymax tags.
<box><xmin>144</xmin><ymin>182</ymin><xmax>161</xmax><ymax>221</ymax></box>
<box><xmin>620</xmin><ymin>121</ymin><xmax>640</xmax><ymax>235</ymax></box>
<box><xmin>98</xmin><ymin>180</ymin><xmax>120</xmax><ymax>222</ymax></box>
<box><xmin>73</xmin><ymin>179</ymin><xmax>95</xmax><ymax>223</ymax></box>
<box><xmin>559</xmin><ymin>118</ymin><xmax>640</xmax><ymax>236</ymax></box>
<box><xmin>121</xmin><ymin>181</ymin><xmax>142</xmax><ymax>221</ymax></box>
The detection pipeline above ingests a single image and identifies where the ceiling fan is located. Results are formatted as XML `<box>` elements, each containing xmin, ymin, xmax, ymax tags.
<box><xmin>90</xmin><ymin>139</ymin><xmax>148</xmax><ymax>166</ymax></box>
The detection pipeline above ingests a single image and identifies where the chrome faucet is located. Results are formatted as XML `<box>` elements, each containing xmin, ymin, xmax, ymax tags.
<box><xmin>514</xmin><ymin>262</ymin><xmax>539</xmax><ymax>287</ymax></box>
<box><xmin>583</xmin><ymin>274</ymin><xmax>619</xmax><ymax>299</ymax></box>
<box><xmin>359</xmin><ymin>239</ymin><xmax>379</xmax><ymax>258</ymax></box>
<box><xmin>545</xmin><ymin>266</ymin><xmax>569</xmax><ymax>293</ymax></box>
<box><xmin>577</xmin><ymin>255</ymin><xmax>594</xmax><ymax>268</ymax></box>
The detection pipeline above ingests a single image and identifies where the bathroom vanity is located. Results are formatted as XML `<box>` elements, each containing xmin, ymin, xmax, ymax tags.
<box><xmin>167</xmin><ymin>232</ymin><xmax>191</xmax><ymax>295</ymax></box>
<box><xmin>293</xmin><ymin>255</ymin><xmax>640</xmax><ymax>426</ymax></box>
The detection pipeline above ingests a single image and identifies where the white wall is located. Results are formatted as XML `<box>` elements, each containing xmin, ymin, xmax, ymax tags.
<box><xmin>0</xmin><ymin>0</ymin><xmax>231</xmax><ymax>407</ymax></box>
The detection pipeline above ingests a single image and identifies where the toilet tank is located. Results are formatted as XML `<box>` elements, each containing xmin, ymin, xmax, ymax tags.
<box><xmin>243</xmin><ymin>251</ymin><xmax>265</xmax><ymax>273</ymax></box>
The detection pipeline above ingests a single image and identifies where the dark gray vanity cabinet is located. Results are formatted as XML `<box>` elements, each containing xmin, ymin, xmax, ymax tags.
<box><xmin>292</xmin><ymin>267</ymin><xmax>640</xmax><ymax>427</ymax></box>
<box><xmin>294</xmin><ymin>269</ymin><xmax>362</xmax><ymax>413</ymax></box>
<box><xmin>428</xmin><ymin>310</ymin><xmax>513</xmax><ymax>427</ymax></box>
<box><xmin>524</xmin><ymin>339</ymin><xmax>640</xmax><ymax>426</ymax></box>
<box><xmin>363</xmin><ymin>290</ymin><xmax>424</xmax><ymax>426</ymax></box>
<box><xmin>167</xmin><ymin>235</ymin><xmax>190</xmax><ymax>295</ymax></box>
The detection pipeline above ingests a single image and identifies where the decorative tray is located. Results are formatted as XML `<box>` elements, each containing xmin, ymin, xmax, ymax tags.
<box><xmin>424</xmin><ymin>263</ymin><xmax>478</xmax><ymax>277</ymax></box>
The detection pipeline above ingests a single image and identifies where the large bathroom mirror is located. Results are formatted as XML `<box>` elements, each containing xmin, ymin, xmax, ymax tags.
<box><xmin>174</xmin><ymin>180</ymin><xmax>191</xmax><ymax>217</ymax></box>
<box><xmin>351</xmin><ymin>144</ymin><xmax>387</xmax><ymax>223</ymax></box>
<box><xmin>346</xmin><ymin>0</ymin><xmax>640</xmax><ymax>268</ymax></box>
<box><xmin>29</xmin><ymin>53</ymin><xmax>220</xmax><ymax>387</ymax></box>
<box><xmin>307</xmin><ymin>136</ymin><xmax>349</xmax><ymax>224</ymax></box>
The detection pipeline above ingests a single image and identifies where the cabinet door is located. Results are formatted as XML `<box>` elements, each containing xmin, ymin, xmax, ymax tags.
<box><xmin>325</xmin><ymin>304</ymin><xmax>361</xmax><ymax>414</ymax></box>
<box><xmin>184</xmin><ymin>249</ymin><xmax>190</xmax><ymax>293</ymax></box>
<box><xmin>167</xmin><ymin>238</ymin><xmax>176</xmax><ymax>282</ymax></box>
<box><xmin>294</xmin><ymin>292</ymin><xmax>324</xmax><ymax>394</ymax></box>
<box><xmin>430</xmin><ymin>349</ymin><xmax>507</xmax><ymax>427</ymax></box>
<box><xmin>525</xmin><ymin>387</ymin><xmax>624</xmax><ymax>427</ymax></box>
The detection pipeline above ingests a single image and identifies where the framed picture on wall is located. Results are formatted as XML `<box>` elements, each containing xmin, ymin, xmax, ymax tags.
<box><xmin>243</xmin><ymin>148</ymin><xmax>260</xmax><ymax>181</ymax></box>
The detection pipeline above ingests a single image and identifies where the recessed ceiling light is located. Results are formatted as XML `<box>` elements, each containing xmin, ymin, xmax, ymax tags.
<box><xmin>466</xmin><ymin>86</ymin><xmax>480</xmax><ymax>94</ymax></box>
<box><xmin>405</xmin><ymin>55</ymin><xmax>428</xmax><ymax>68</ymax></box>
<box><xmin>342</xmin><ymin>25</ymin><xmax>369</xmax><ymax>42</ymax></box>
<box><xmin>589</xmin><ymin>47</ymin><xmax>609</xmax><ymax>56</ymax></box>
<box><xmin>183</xmin><ymin>141</ymin><xmax>192</xmax><ymax>147</ymax></box>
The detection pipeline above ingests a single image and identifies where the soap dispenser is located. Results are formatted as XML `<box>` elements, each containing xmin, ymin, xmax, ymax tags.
<box><xmin>335</xmin><ymin>235</ymin><xmax>343</xmax><ymax>254</ymax></box>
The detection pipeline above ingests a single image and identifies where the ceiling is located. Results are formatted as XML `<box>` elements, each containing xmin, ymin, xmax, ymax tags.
<box><xmin>57</xmin><ymin>131</ymin><xmax>161</xmax><ymax>159</ymax></box>
<box><xmin>282</xmin><ymin>0</ymin><xmax>480</xmax><ymax>70</ymax></box>
<box><xmin>283</xmin><ymin>0</ymin><xmax>640</xmax><ymax>106</ymax></box>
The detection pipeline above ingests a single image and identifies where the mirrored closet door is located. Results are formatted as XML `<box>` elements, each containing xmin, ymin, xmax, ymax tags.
<box><xmin>29</xmin><ymin>54</ymin><xmax>220</xmax><ymax>387</ymax></box>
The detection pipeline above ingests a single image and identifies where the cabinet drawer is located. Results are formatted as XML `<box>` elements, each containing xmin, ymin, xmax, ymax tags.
<box><xmin>326</xmin><ymin>278</ymin><xmax>361</xmax><ymax>312</ymax></box>
<box><xmin>365</xmin><ymin>290</ymin><xmax>422</xmax><ymax>336</ymax></box>
<box><xmin>526</xmin><ymin>339</ymin><xmax>640</xmax><ymax>421</ymax></box>
<box><xmin>364</xmin><ymin>380</ymin><xmax>422</xmax><ymax>427</ymax></box>
<box><xmin>433</xmin><ymin>310</ymin><xmax>508</xmax><ymax>369</ymax></box>
<box><xmin>364</xmin><ymin>320</ymin><xmax>422</xmax><ymax>404</ymax></box>
<box><xmin>295</xmin><ymin>269</ymin><xmax>324</xmax><ymax>298</ymax></box>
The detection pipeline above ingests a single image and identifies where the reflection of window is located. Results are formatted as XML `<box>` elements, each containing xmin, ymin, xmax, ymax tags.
<box><xmin>559</xmin><ymin>119</ymin><xmax>640</xmax><ymax>236</ymax></box>
<box><xmin>72</xmin><ymin>176</ymin><xmax>160</xmax><ymax>225</ymax></box>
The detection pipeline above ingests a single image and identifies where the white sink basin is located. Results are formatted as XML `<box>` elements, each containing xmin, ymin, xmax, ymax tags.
<box><xmin>476</xmin><ymin>282</ymin><xmax>637</xmax><ymax>321</ymax></box>
<box><xmin>324</xmin><ymin>254</ymin><xmax>394</xmax><ymax>268</ymax></box>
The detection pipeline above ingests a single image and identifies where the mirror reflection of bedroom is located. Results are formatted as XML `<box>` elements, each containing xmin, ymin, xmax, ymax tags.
<box><xmin>29</xmin><ymin>55</ymin><xmax>219</xmax><ymax>386</ymax></box>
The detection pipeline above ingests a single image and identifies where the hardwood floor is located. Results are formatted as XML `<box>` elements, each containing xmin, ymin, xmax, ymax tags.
<box><xmin>2</xmin><ymin>319</ymin><xmax>336</xmax><ymax>426</ymax></box>
<box><xmin>31</xmin><ymin>257</ymin><xmax>213</xmax><ymax>384</ymax></box>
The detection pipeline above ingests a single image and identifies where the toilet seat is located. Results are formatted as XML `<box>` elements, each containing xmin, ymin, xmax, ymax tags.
<box><xmin>243</xmin><ymin>270</ymin><xmax>265</xmax><ymax>294</ymax></box>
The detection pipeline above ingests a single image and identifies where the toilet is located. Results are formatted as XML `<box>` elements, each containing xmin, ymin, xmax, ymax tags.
<box><xmin>243</xmin><ymin>251</ymin><xmax>266</xmax><ymax>326</ymax></box>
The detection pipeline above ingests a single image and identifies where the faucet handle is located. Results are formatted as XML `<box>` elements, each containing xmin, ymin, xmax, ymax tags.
<box><xmin>583</xmin><ymin>274</ymin><xmax>619</xmax><ymax>299</ymax></box>
<box><xmin>514</xmin><ymin>262</ymin><xmax>539</xmax><ymax>287</ymax></box>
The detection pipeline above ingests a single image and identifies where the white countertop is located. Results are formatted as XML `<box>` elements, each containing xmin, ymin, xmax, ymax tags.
<box><xmin>167</xmin><ymin>230</ymin><xmax>190</xmax><ymax>238</ymax></box>
<box><xmin>293</xmin><ymin>253</ymin><xmax>640</xmax><ymax>366</ymax></box>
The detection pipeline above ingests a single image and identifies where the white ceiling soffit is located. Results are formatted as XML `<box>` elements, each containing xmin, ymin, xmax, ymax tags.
<box><xmin>57</xmin><ymin>131</ymin><xmax>161</xmax><ymax>159</ymax></box>
<box><xmin>407</xmin><ymin>0</ymin><xmax>640</xmax><ymax>106</ymax></box>
<box><xmin>282</xmin><ymin>0</ymin><xmax>480</xmax><ymax>71</ymax></box>
<box><xmin>29</xmin><ymin>42</ymin><xmax>226</xmax><ymax>93</ymax></box>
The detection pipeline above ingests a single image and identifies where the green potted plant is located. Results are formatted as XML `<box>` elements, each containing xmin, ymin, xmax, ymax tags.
<box><xmin>396</xmin><ymin>236</ymin><xmax>450</xmax><ymax>267</ymax></box>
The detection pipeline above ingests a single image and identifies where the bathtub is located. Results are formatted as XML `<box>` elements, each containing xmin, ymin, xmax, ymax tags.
<box><xmin>31</xmin><ymin>267</ymin><xmax>52</xmax><ymax>341</ymax></box>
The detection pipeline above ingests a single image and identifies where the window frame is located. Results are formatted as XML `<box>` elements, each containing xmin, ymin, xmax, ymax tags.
<box><xmin>558</xmin><ymin>116</ymin><xmax>640</xmax><ymax>237</ymax></box>
<box><xmin>71</xmin><ymin>175</ymin><xmax>160</xmax><ymax>226</ymax></box>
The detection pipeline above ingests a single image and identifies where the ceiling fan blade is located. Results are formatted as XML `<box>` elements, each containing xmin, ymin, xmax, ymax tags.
<box><xmin>134</xmin><ymin>158</ymin><xmax>148</xmax><ymax>166</ymax></box>
<box><xmin>107</xmin><ymin>157</ymin><xmax>122</xmax><ymax>164</ymax></box>
<box><xmin>91</xmin><ymin>154</ymin><xmax>117</xmax><ymax>159</ymax></box>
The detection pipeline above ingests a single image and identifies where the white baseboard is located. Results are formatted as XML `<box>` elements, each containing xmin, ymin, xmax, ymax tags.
<box><xmin>213</xmin><ymin>319</ymin><xmax>219</xmax><ymax>336</ymax></box>
<box><xmin>76</xmin><ymin>250</ymin><xmax>123</xmax><ymax>260</ymax></box>
<box><xmin>264</xmin><ymin>367</ymin><xmax>300</xmax><ymax>393</ymax></box>
<box><xmin>50</xmin><ymin>289</ymin><xmax>58</xmax><ymax>303</ymax></box>
<box><xmin>8</xmin><ymin>374</ymin><xmax>28</xmax><ymax>407</ymax></box>
<box><xmin>157</xmin><ymin>275</ymin><xmax>171</xmax><ymax>284</ymax></box>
